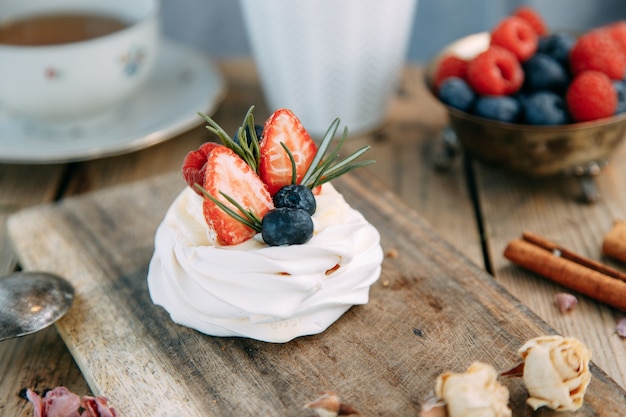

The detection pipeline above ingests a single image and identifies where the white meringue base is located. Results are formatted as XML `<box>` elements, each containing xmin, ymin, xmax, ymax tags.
<box><xmin>147</xmin><ymin>183</ymin><xmax>383</xmax><ymax>343</ymax></box>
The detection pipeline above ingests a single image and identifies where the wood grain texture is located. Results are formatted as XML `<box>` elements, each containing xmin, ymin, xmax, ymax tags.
<box><xmin>7</xmin><ymin>170</ymin><xmax>626</xmax><ymax>416</ymax></box>
<box><xmin>0</xmin><ymin>163</ymin><xmax>90</xmax><ymax>415</ymax></box>
<box><xmin>0</xmin><ymin>164</ymin><xmax>65</xmax><ymax>274</ymax></box>
<box><xmin>475</xmin><ymin>139</ymin><xmax>626</xmax><ymax>389</ymax></box>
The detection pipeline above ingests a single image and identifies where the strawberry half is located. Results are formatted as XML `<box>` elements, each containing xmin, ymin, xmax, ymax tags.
<box><xmin>259</xmin><ymin>108</ymin><xmax>317</xmax><ymax>196</ymax></box>
<box><xmin>182</xmin><ymin>141</ymin><xmax>220</xmax><ymax>194</ymax></box>
<box><xmin>202</xmin><ymin>146</ymin><xmax>274</xmax><ymax>245</ymax></box>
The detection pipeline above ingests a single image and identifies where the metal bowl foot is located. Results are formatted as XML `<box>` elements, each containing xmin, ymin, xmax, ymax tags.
<box><xmin>434</xmin><ymin>125</ymin><xmax>461</xmax><ymax>172</ymax></box>
<box><xmin>565</xmin><ymin>160</ymin><xmax>607</xmax><ymax>204</ymax></box>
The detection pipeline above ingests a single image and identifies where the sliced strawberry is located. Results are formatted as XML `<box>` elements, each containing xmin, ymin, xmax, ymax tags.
<box><xmin>182</xmin><ymin>141</ymin><xmax>220</xmax><ymax>194</ymax></box>
<box><xmin>202</xmin><ymin>146</ymin><xmax>274</xmax><ymax>245</ymax></box>
<box><xmin>259</xmin><ymin>108</ymin><xmax>318</xmax><ymax>196</ymax></box>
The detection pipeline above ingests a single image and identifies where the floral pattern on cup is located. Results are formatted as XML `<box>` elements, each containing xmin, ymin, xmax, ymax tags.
<box><xmin>120</xmin><ymin>46</ymin><xmax>146</xmax><ymax>76</ymax></box>
<box><xmin>45</xmin><ymin>67</ymin><xmax>62</xmax><ymax>80</ymax></box>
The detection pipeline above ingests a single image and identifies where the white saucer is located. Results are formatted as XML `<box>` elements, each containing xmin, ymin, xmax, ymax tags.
<box><xmin>0</xmin><ymin>39</ymin><xmax>226</xmax><ymax>164</ymax></box>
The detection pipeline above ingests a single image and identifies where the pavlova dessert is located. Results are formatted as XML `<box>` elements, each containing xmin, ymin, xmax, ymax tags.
<box><xmin>147</xmin><ymin>107</ymin><xmax>383</xmax><ymax>343</ymax></box>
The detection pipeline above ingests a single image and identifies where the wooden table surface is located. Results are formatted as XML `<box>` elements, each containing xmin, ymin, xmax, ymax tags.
<box><xmin>1</xmin><ymin>59</ymin><xmax>626</xmax><ymax>416</ymax></box>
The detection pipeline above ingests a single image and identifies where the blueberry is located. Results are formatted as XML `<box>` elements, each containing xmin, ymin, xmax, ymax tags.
<box><xmin>273</xmin><ymin>184</ymin><xmax>316</xmax><ymax>215</ymax></box>
<box><xmin>523</xmin><ymin>91</ymin><xmax>569</xmax><ymax>125</ymax></box>
<box><xmin>262</xmin><ymin>208</ymin><xmax>314</xmax><ymax>246</ymax></box>
<box><xmin>538</xmin><ymin>31</ymin><xmax>576</xmax><ymax>67</ymax></box>
<box><xmin>438</xmin><ymin>77</ymin><xmax>475</xmax><ymax>112</ymax></box>
<box><xmin>473</xmin><ymin>96</ymin><xmax>521</xmax><ymax>123</ymax></box>
<box><xmin>614</xmin><ymin>80</ymin><xmax>626</xmax><ymax>114</ymax></box>
<box><xmin>523</xmin><ymin>53</ymin><xmax>570</xmax><ymax>93</ymax></box>
<box><xmin>233</xmin><ymin>124</ymin><xmax>263</xmax><ymax>146</ymax></box>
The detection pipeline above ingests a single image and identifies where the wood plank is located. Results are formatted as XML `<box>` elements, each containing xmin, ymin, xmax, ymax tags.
<box><xmin>475</xmin><ymin>137</ymin><xmax>626</xmax><ymax>389</ymax></box>
<box><xmin>0</xmin><ymin>164</ymin><xmax>65</xmax><ymax>274</ymax></box>
<box><xmin>0</xmin><ymin>163</ymin><xmax>90</xmax><ymax>416</ymax></box>
<box><xmin>7</xmin><ymin>170</ymin><xmax>626</xmax><ymax>416</ymax></box>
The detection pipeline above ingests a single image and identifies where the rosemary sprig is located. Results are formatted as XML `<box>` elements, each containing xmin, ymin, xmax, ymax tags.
<box><xmin>194</xmin><ymin>184</ymin><xmax>262</xmax><ymax>232</ymax></box>
<box><xmin>299</xmin><ymin>118</ymin><xmax>375</xmax><ymax>189</ymax></box>
<box><xmin>194</xmin><ymin>108</ymin><xmax>374</xmax><ymax>236</ymax></box>
<box><xmin>198</xmin><ymin>105</ymin><xmax>261</xmax><ymax>173</ymax></box>
<box><xmin>280</xmin><ymin>142</ymin><xmax>298</xmax><ymax>185</ymax></box>
<box><xmin>198</xmin><ymin>106</ymin><xmax>374</xmax><ymax>188</ymax></box>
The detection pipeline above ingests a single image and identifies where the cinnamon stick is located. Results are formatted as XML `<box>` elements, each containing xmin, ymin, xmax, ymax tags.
<box><xmin>504</xmin><ymin>237</ymin><xmax>626</xmax><ymax>312</ymax></box>
<box><xmin>603</xmin><ymin>220</ymin><xmax>626</xmax><ymax>264</ymax></box>
<box><xmin>523</xmin><ymin>231</ymin><xmax>626</xmax><ymax>282</ymax></box>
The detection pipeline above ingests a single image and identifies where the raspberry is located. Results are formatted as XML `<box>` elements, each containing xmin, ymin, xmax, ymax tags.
<box><xmin>434</xmin><ymin>55</ymin><xmax>469</xmax><ymax>90</ymax></box>
<box><xmin>604</xmin><ymin>21</ymin><xmax>626</xmax><ymax>54</ymax></box>
<box><xmin>566</xmin><ymin>70</ymin><xmax>617</xmax><ymax>122</ymax></box>
<box><xmin>466</xmin><ymin>46</ymin><xmax>524</xmax><ymax>95</ymax></box>
<box><xmin>513</xmin><ymin>6</ymin><xmax>548</xmax><ymax>36</ymax></box>
<box><xmin>490</xmin><ymin>16</ymin><xmax>538</xmax><ymax>62</ymax></box>
<box><xmin>570</xmin><ymin>30</ymin><xmax>626</xmax><ymax>80</ymax></box>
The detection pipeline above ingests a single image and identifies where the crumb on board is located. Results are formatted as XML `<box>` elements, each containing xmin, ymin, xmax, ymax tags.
<box><xmin>386</xmin><ymin>248</ymin><xmax>399</xmax><ymax>258</ymax></box>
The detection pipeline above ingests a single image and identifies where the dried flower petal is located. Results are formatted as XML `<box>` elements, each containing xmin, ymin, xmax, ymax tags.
<box><xmin>305</xmin><ymin>391</ymin><xmax>360</xmax><ymax>417</ymax></box>
<box><xmin>81</xmin><ymin>395</ymin><xmax>118</xmax><ymax>417</ymax></box>
<box><xmin>435</xmin><ymin>361</ymin><xmax>512</xmax><ymax>417</ymax></box>
<box><xmin>26</xmin><ymin>387</ymin><xmax>81</xmax><ymax>417</ymax></box>
<box><xmin>25</xmin><ymin>387</ymin><xmax>117</xmax><ymax>417</ymax></box>
<box><xmin>499</xmin><ymin>362</ymin><xmax>524</xmax><ymax>378</ymax></box>
<box><xmin>518</xmin><ymin>335</ymin><xmax>592</xmax><ymax>411</ymax></box>
<box><xmin>616</xmin><ymin>317</ymin><xmax>626</xmax><ymax>337</ymax></box>
<box><xmin>419</xmin><ymin>395</ymin><xmax>447</xmax><ymax>417</ymax></box>
<box><xmin>554</xmin><ymin>293</ymin><xmax>577</xmax><ymax>313</ymax></box>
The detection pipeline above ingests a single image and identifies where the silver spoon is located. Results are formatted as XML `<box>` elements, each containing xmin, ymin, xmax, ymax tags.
<box><xmin>0</xmin><ymin>272</ymin><xmax>74</xmax><ymax>342</ymax></box>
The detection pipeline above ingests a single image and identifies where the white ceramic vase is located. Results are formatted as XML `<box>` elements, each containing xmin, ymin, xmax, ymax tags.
<box><xmin>240</xmin><ymin>0</ymin><xmax>417</xmax><ymax>138</ymax></box>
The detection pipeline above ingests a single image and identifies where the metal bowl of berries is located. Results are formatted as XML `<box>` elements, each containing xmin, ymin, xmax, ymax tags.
<box><xmin>425</xmin><ymin>14</ymin><xmax>626</xmax><ymax>196</ymax></box>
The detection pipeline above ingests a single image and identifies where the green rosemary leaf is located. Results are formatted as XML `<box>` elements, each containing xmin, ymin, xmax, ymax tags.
<box><xmin>197</xmin><ymin>105</ymin><xmax>261</xmax><ymax>173</ymax></box>
<box><xmin>313</xmin><ymin>160</ymin><xmax>376</xmax><ymax>186</ymax></box>
<box><xmin>306</xmin><ymin>153</ymin><xmax>339</xmax><ymax>186</ymax></box>
<box><xmin>327</xmin><ymin>125</ymin><xmax>349</xmax><ymax>154</ymax></box>
<box><xmin>194</xmin><ymin>184</ymin><xmax>262</xmax><ymax>232</ymax></box>
<box><xmin>323</xmin><ymin>145</ymin><xmax>371</xmax><ymax>175</ymax></box>
<box><xmin>235</xmin><ymin>106</ymin><xmax>261</xmax><ymax>172</ymax></box>
<box><xmin>198</xmin><ymin>112</ymin><xmax>234</xmax><ymax>145</ymax></box>
<box><xmin>300</xmin><ymin>118</ymin><xmax>341</xmax><ymax>186</ymax></box>
<box><xmin>243</xmin><ymin>109</ymin><xmax>261</xmax><ymax>171</ymax></box>
<box><xmin>280</xmin><ymin>142</ymin><xmax>298</xmax><ymax>184</ymax></box>
<box><xmin>219</xmin><ymin>191</ymin><xmax>263</xmax><ymax>230</ymax></box>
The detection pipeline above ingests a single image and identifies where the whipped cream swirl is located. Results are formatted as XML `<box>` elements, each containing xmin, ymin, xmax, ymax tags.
<box><xmin>147</xmin><ymin>183</ymin><xmax>383</xmax><ymax>343</ymax></box>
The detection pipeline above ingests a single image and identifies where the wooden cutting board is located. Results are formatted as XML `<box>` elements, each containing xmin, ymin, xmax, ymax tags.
<box><xmin>7</xmin><ymin>171</ymin><xmax>626</xmax><ymax>416</ymax></box>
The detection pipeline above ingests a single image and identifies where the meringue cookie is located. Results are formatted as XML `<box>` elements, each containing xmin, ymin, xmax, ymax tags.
<box><xmin>147</xmin><ymin>183</ymin><xmax>383</xmax><ymax>343</ymax></box>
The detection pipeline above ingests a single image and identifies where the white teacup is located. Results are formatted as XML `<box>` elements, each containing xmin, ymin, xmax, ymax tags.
<box><xmin>0</xmin><ymin>0</ymin><xmax>160</xmax><ymax>133</ymax></box>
